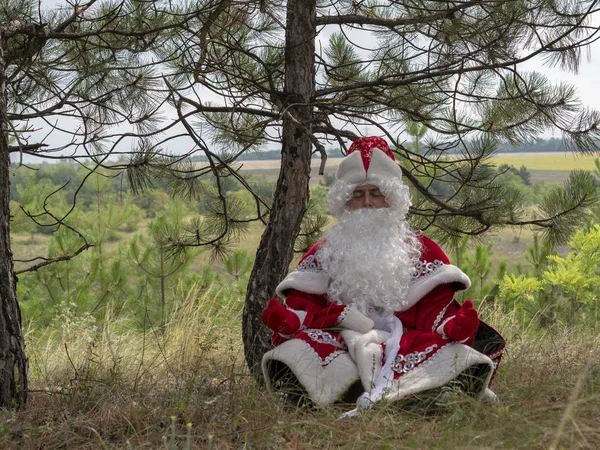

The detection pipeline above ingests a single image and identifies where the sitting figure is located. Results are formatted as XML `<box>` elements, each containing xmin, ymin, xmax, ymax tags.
<box><xmin>261</xmin><ymin>136</ymin><xmax>505</xmax><ymax>409</ymax></box>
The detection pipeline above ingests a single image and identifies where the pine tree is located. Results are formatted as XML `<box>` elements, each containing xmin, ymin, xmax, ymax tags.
<box><xmin>0</xmin><ymin>0</ymin><xmax>215</xmax><ymax>408</ymax></box>
<box><xmin>155</xmin><ymin>0</ymin><xmax>600</xmax><ymax>372</ymax></box>
<box><xmin>129</xmin><ymin>204</ymin><xmax>194</xmax><ymax>329</ymax></box>
<box><xmin>3</xmin><ymin>1</ymin><xmax>600</xmax><ymax>389</ymax></box>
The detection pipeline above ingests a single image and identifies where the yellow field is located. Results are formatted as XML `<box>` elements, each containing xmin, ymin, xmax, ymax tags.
<box><xmin>208</xmin><ymin>152</ymin><xmax>599</xmax><ymax>173</ymax></box>
<box><xmin>491</xmin><ymin>152</ymin><xmax>599</xmax><ymax>171</ymax></box>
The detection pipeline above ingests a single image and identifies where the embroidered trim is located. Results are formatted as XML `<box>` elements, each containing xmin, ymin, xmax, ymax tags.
<box><xmin>334</xmin><ymin>305</ymin><xmax>351</xmax><ymax>326</ymax></box>
<box><xmin>306</xmin><ymin>329</ymin><xmax>347</xmax><ymax>350</ymax></box>
<box><xmin>432</xmin><ymin>298</ymin><xmax>455</xmax><ymax>332</ymax></box>
<box><xmin>295</xmin><ymin>340</ymin><xmax>347</xmax><ymax>367</ymax></box>
<box><xmin>411</xmin><ymin>259</ymin><xmax>444</xmax><ymax>282</ymax></box>
<box><xmin>279</xmin><ymin>324</ymin><xmax>307</xmax><ymax>339</ymax></box>
<box><xmin>321</xmin><ymin>350</ymin><xmax>347</xmax><ymax>366</ymax></box>
<box><xmin>488</xmin><ymin>349</ymin><xmax>504</xmax><ymax>360</ymax></box>
<box><xmin>488</xmin><ymin>349</ymin><xmax>504</xmax><ymax>368</ymax></box>
<box><xmin>393</xmin><ymin>344</ymin><xmax>439</xmax><ymax>374</ymax></box>
<box><xmin>297</xmin><ymin>252</ymin><xmax>322</xmax><ymax>273</ymax></box>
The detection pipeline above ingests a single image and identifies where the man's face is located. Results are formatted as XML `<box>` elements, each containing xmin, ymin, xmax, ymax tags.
<box><xmin>346</xmin><ymin>184</ymin><xmax>390</xmax><ymax>210</ymax></box>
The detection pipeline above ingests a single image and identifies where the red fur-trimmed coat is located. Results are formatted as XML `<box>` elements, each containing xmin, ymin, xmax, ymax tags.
<box><xmin>261</xmin><ymin>235</ymin><xmax>505</xmax><ymax>407</ymax></box>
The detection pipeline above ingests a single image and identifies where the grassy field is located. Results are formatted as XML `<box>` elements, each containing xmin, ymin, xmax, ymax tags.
<box><xmin>5</xmin><ymin>152</ymin><xmax>598</xmax><ymax>448</ymax></box>
<box><xmin>1</xmin><ymin>291</ymin><xmax>597</xmax><ymax>449</ymax></box>
<box><xmin>527</xmin><ymin>170</ymin><xmax>572</xmax><ymax>183</ymax></box>
<box><xmin>8</xmin><ymin>217</ymin><xmax>544</xmax><ymax>291</ymax></box>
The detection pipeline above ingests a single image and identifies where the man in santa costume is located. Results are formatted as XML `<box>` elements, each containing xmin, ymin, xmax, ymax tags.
<box><xmin>261</xmin><ymin>136</ymin><xmax>505</xmax><ymax>410</ymax></box>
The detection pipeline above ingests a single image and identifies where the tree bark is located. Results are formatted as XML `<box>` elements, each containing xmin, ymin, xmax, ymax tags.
<box><xmin>0</xmin><ymin>35</ymin><xmax>28</xmax><ymax>408</ymax></box>
<box><xmin>242</xmin><ymin>0</ymin><xmax>316</xmax><ymax>376</ymax></box>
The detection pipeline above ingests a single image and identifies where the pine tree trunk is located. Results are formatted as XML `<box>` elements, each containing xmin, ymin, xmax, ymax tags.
<box><xmin>0</xmin><ymin>36</ymin><xmax>28</xmax><ymax>408</ymax></box>
<box><xmin>242</xmin><ymin>0</ymin><xmax>316</xmax><ymax>376</ymax></box>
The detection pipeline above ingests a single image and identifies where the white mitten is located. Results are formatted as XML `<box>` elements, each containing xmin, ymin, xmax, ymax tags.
<box><xmin>337</xmin><ymin>305</ymin><xmax>374</xmax><ymax>333</ymax></box>
<box><xmin>341</xmin><ymin>329</ymin><xmax>389</xmax><ymax>392</ymax></box>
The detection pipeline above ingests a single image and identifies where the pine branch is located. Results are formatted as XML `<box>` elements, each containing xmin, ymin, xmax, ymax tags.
<box><xmin>8</xmin><ymin>143</ymin><xmax>47</xmax><ymax>152</ymax></box>
<box><xmin>15</xmin><ymin>242</ymin><xmax>93</xmax><ymax>275</ymax></box>
<box><xmin>316</xmin><ymin>1</ymin><xmax>483</xmax><ymax>27</ymax></box>
<box><xmin>15</xmin><ymin>199</ymin><xmax>93</xmax><ymax>274</ymax></box>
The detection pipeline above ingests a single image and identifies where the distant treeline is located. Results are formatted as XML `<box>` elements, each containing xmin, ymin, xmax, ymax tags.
<box><xmin>189</xmin><ymin>148</ymin><xmax>344</xmax><ymax>162</ymax></box>
<box><xmin>489</xmin><ymin>138</ymin><xmax>567</xmax><ymax>153</ymax></box>
<box><xmin>190</xmin><ymin>138</ymin><xmax>569</xmax><ymax>161</ymax></box>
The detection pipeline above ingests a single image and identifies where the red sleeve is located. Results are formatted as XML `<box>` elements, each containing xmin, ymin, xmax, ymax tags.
<box><xmin>284</xmin><ymin>289</ymin><xmax>327</xmax><ymax>313</ymax></box>
<box><xmin>284</xmin><ymin>290</ymin><xmax>368</xmax><ymax>331</ymax></box>
<box><xmin>395</xmin><ymin>284</ymin><xmax>460</xmax><ymax>332</ymax></box>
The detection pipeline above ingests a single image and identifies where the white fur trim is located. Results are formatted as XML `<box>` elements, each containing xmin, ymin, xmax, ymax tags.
<box><xmin>262</xmin><ymin>339</ymin><xmax>359</xmax><ymax>407</ymax></box>
<box><xmin>366</xmin><ymin>148</ymin><xmax>404</xmax><ymax>183</ymax></box>
<box><xmin>402</xmin><ymin>264</ymin><xmax>471</xmax><ymax>312</ymax></box>
<box><xmin>336</xmin><ymin>150</ymin><xmax>365</xmax><ymax>185</ymax></box>
<box><xmin>358</xmin><ymin>342</ymin><xmax>494</xmax><ymax>407</ymax></box>
<box><xmin>341</xmin><ymin>329</ymin><xmax>389</xmax><ymax>391</ymax></box>
<box><xmin>352</xmin><ymin>316</ymin><xmax>403</xmax><ymax>398</ymax></box>
<box><xmin>481</xmin><ymin>388</ymin><xmax>499</xmax><ymax>403</ymax></box>
<box><xmin>337</xmin><ymin>148</ymin><xmax>403</xmax><ymax>186</ymax></box>
<box><xmin>436</xmin><ymin>316</ymin><xmax>453</xmax><ymax>338</ymax></box>
<box><xmin>337</xmin><ymin>306</ymin><xmax>375</xmax><ymax>333</ymax></box>
<box><xmin>276</xmin><ymin>309</ymin><xmax>308</xmax><ymax>339</ymax></box>
<box><xmin>436</xmin><ymin>316</ymin><xmax>470</xmax><ymax>344</ymax></box>
<box><xmin>275</xmin><ymin>270</ymin><xmax>329</xmax><ymax>297</ymax></box>
<box><xmin>289</xmin><ymin>309</ymin><xmax>308</xmax><ymax>327</ymax></box>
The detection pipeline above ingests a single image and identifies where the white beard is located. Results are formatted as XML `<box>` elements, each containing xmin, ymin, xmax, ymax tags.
<box><xmin>319</xmin><ymin>208</ymin><xmax>422</xmax><ymax>316</ymax></box>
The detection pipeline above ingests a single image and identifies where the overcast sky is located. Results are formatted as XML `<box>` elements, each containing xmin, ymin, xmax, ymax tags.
<box><xmin>10</xmin><ymin>4</ymin><xmax>600</xmax><ymax>164</ymax></box>
<box><xmin>526</xmin><ymin>44</ymin><xmax>600</xmax><ymax>114</ymax></box>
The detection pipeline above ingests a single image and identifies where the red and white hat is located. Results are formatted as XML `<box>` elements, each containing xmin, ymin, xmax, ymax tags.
<box><xmin>327</xmin><ymin>137</ymin><xmax>409</xmax><ymax>217</ymax></box>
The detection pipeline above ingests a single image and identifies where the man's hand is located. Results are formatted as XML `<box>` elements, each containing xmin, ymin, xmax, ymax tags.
<box><xmin>262</xmin><ymin>298</ymin><xmax>301</xmax><ymax>336</ymax></box>
<box><xmin>440</xmin><ymin>300</ymin><xmax>479</xmax><ymax>344</ymax></box>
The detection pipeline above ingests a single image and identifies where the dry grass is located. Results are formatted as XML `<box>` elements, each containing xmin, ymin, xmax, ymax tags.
<box><xmin>1</xmin><ymin>289</ymin><xmax>598</xmax><ymax>449</ymax></box>
<box><xmin>10</xmin><ymin>233</ymin><xmax>53</xmax><ymax>273</ymax></box>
